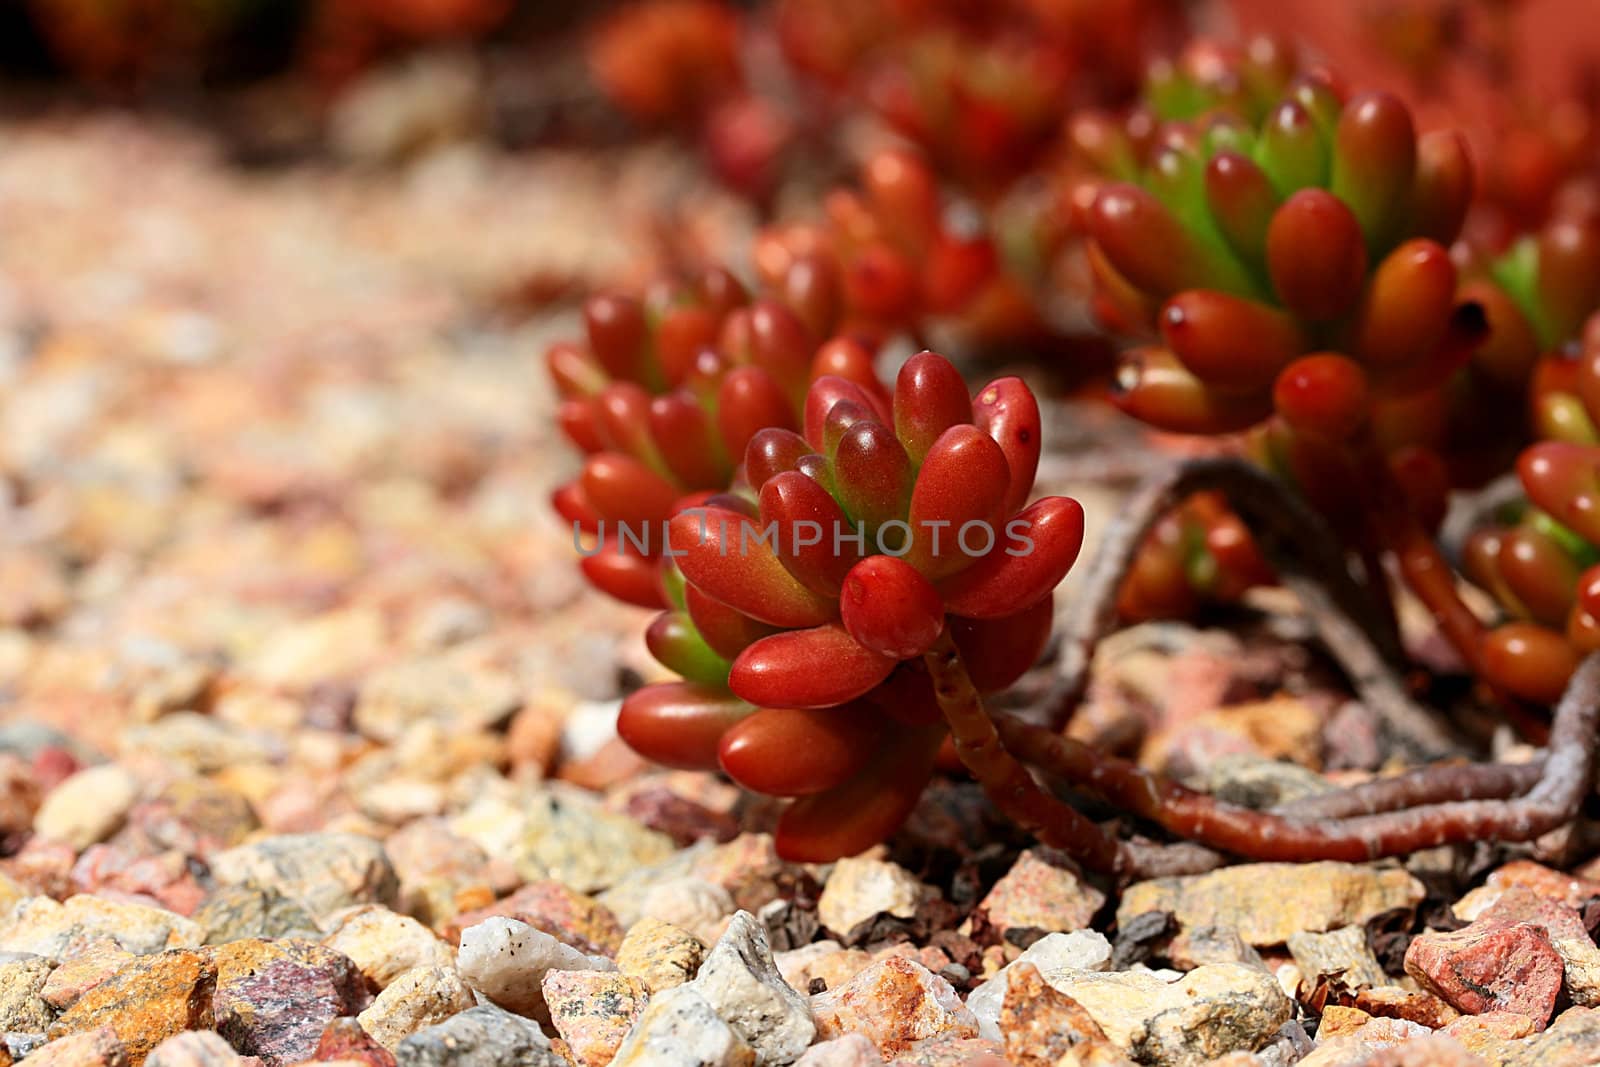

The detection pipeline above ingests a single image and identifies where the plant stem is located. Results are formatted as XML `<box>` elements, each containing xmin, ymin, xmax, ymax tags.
<box><xmin>998</xmin><ymin>650</ymin><xmax>1600</xmax><ymax>862</ymax></box>
<box><xmin>922</xmin><ymin>628</ymin><xmax>1127</xmax><ymax>874</ymax></box>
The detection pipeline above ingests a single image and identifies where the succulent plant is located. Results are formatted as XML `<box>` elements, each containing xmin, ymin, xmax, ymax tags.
<box><xmin>549</xmin><ymin>267</ymin><xmax>882</xmax><ymax>607</ymax></box>
<box><xmin>1459</xmin><ymin>204</ymin><xmax>1600</xmax><ymax>702</ymax></box>
<box><xmin>754</xmin><ymin>147</ymin><xmax>1011</xmax><ymax>343</ymax></box>
<box><xmin>616</xmin><ymin>351</ymin><xmax>1085</xmax><ymax>860</ymax></box>
<box><xmin>1116</xmin><ymin>491</ymin><xmax>1273</xmax><ymax>621</ymax></box>
<box><xmin>1086</xmin><ymin>75</ymin><xmax>1476</xmax><ymax>438</ymax></box>
<box><xmin>585</xmin><ymin>0</ymin><xmax>744</xmax><ymax>128</ymax></box>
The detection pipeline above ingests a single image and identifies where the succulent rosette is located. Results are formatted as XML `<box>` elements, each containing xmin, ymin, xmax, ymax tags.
<box><xmin>617</xmin><ymin>351</ymin><xmax>1085</xmax><ymax>860</ymax></box>
<box><xmin>1085</xmin><ymin>73</ymin><xmax>1477</xmax><ymax>448</ymax></box>
<box><xmin>1461</xmin><ymin>211</ymin><xmax>1600</xmax><ymax>703</ymax></box>
<box><xmin>754</xmin><ymin>148</ymin><xmax>1009</xmax><ymax>344</ymax></box>
<box><xmin>1117</xmin><ymin>492</ymin><xmax>1273</xmax><ymax>621</ymax></box>
<box><xmin>548</xmin><ymin>268</ymin><xmax>882</xmax><ymax>608</ymax></box>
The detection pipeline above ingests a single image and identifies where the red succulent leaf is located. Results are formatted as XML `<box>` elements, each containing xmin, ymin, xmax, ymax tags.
<box><xmin>950</xmin><ymin>595</ymin><xmax>1055</xmax><ymax>693</ymax></box>
<box><xmin>1274</xmin><ymin>353</ymin><xmax>1370</xmax><ymax>441</ymax></box>
<box><xmin>580</xmin><ymin>453</ymin><xmax>681</xmax><ymax>530</ymax></box>
<box><xmin>717</xmin><ymin>366</ymin><xmax>797</xmax><ymax>459</ymax></box>
<box><xmin>894</xmin><ymin>351</ymin><xmax>972</xmax><ymax>464</ymax></box>
<box><xmin>833</xmin><ymin>419</ymin><xmax>914</xmax><ymax>533</ymax></box>
<box><xmin>805</xmin><ymin>376</ymin><xmax>892</xmax><ymax>452</ymax></box>
<box><xmin>552</xmin><ymin>480</ymin><xmax>601</xmax><ymax>533</ymax></box>
<box><xmin>718</xmin><ymin>704</ymin><xmax>884</xmax><ymax>796</ymax></box>
<box><xmin>758</xmin><ymin>470</ymin><xmax>858</xmax><ymax>596</ymax></box>
<box><xmin>650</xmin><ymin>393</ymin><xmax>727</xmax><ymax>489</ymax></box>
<box><xmin>580</xmin><ymin>545</ymin><xmax>668</xmax><ymax>609</ymax></box>
<box><xmin>940</xmin><ymin>497</ymin><xmax>1084</xmax><ymax>618</ymax></box>
<box><xmin>1159</xmin><ymin>291</ymin><xmax>1305</xmax><ymax>392</ymax></box>
<box><xmin>729</xmin><ymin>624</ymin><xmax>896</xmax><ymax>708</ymax></box>
<box><xmin>1266</xmin><ymin>189</ymin><xmax>1368</xmax><ymax>321</ymax></box>
<box><xmin>744</xmin><ymin>428</ymin><xmax>813</xmax><ymax>488</ymax></box>
<box><xmin>906</xmin><ymin>425</ymin><xmax>1011</xmax><ymax>580</ymax></box>
<box><xmin>840</xmin><ymin>555</ymin><xmax>946</xmax><ymax>659</ymax></box>
<box><xmin>1112</xmin><ymin>347</ymin><xmax>1274</xmax><ymax>434</ymax></box>
<box><xmin>1520</xmin><ymin>442</ymin><xmax>1600</xmax><ymax>546</ymax></box>
<box><xmin>618</xmin><ymin>681</ymin><xmax>752</xmax><ymax>770</ymax></box>
<box><xmin>775</xmin><ymin>725</ymin><xmax>943</xmax><ymax>862</ymax></box>
<box><xmin>971</xmin><ymin>377</ymin><xmax>1042</xmax><ymax>517</ymax></box>
<box><xmin>670</xmin><ymin>506</ymin><xmax>836</xmax><ymax>628</ymax></box>
<box><xmin>685</xmin><ymin>584</ymin><xmax>776</xmax><ymax>660</ymax></box>
<box><xmin>584</xmin><ymin>293</ymin><xmax>648</xmax><ymax>382</ymax></box>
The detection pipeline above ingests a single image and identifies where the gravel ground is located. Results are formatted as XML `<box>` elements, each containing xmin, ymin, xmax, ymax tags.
<box><xmin>2</xmin><ymin>114</ymin><xmax>1600</xmax><ymax>1067</ymax></box>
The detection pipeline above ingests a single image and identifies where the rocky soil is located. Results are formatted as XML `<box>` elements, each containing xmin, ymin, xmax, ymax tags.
<box><xmin>1</xmin><ymin>113</ymin><xmax>1599</xmax><ymax>1067</ymax></box>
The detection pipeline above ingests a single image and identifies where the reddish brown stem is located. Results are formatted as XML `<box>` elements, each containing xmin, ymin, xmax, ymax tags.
<box><xmin>1344</xmin><ymin>431</ymin><xmax>1488</xmax><ymax>676</ymax></box>
<box><xmin>998</xmin><ymin>651</ymin><xmax>1599</xmax><ymax>861</ymax></box>
<box><xmin>1271</xmin><ymin>758</ymin><xmax>1546</xmax><ymax>819</ymax></box>
<box><xmin>923</xmin><ymin>628</ymin><xmax>1128</xmax><ymax>874</ymax></box>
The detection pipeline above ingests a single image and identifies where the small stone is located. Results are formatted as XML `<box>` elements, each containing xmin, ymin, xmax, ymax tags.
<box><xmin>1118</xmin><ymin>863</ymin><xmax>1426</xmax><ymax>947</ymax></box>
<box><xmin>998</xmin><ymin>962</ymin><xmax>1108</xmax><ymax>1067</ymax></box>
<box><xmin>33</xmin><ymin>766</ymin><xmax>139</xmax><ymax>850</ymax></box>
<box><xmin>966</xmin><ymin>931</ymin><xmax>1114</xmax><ymax>1041</ymax></box>
<box><xmin>209</xmin><ymin>938</ymin><xmax>370</xmax><ymax>1065</ymax></box>
<box><xmin>1405</xmin><ymin>902</ymin><xmax>1566</xmax><ymax>1025</ymax></box>
<box><xmin>24</xmin><ymin>1026</ymin><xmax>127</xmax><ymax>1067</ymax></box>
<box><xmin>1459</xmin><ymin>887</ymin><xmax>1600</xmax><ymax>1009</ymax></box>
<box><xmin>443</xmin><ymin>881</ymin><xmax>623</xmax><ymax>956</ymax></box>
<box><xmin>690</xmin><ymin>911</ymin><xmax>814</xmax><ymax>1065</ymax></box>
<box><xmin>193</xmin><ymin>884</ymin><xmax>320</xmax><ymax>945</ymax></box>
<box><xmin>1453</xmin><ymin>860</ymin><xmax>1600</xmax><ymax>921</ymax></box>
<box><xmin>1195</xmin><ymin>753</ymin><xmax>1336</xmax><ymax>810</ymax></box>
<box><xmin>811</xmin><ymin>957</ymin><xmax>978</xmax><ymax>1059</ymax></box>
<box><xmin>143</xmin><ymin>1030</ymin><xmax>259</xmax><ymax>1067</ymax></box>
<box><xmin>316</xmin><ymin>1018</ymin><xmax>397</xmax><ymax>1067</ymax></box>
<box><xmin>1297</xmin><ymin>1028</ymin><xmax>1479</xmax><ymax>1067</ymax></box>
<box><xmin>353</xmin><ymin>656</ymin><xmax>520</xmax><ymax>743</ymax></box>
<box><xmin>817</xmin><ymin>858</ymin><xmax>926</xmax><ymax>942</ymax></box>
<box><xmin>639</xmin><ymin>878</ymin><xmax>737</xmax><ymax>944</ymax></box>
<box><xmin>1288</xmin><ymin>926</ymin><xmax>1390</xmax><ymax>992</ymax></box>
<box><xmin>380</xmin><ymin>818</ymin><xmax>512</xmax><ymax>929</ymax></box>
<box><xmin>691</xmin><ymin>834</ymin><xmax>798</xmax><ymax>914</ymax></box>
<box><xmin>322</xmin><ymin>906</ymin><xmax>455</xmax><ymax>989</ymax></box>
<box><xmin>541</xmin><ymin>970</ymin><xmax>649</xmax><ymax>1067</ymax></box>
<box><xmin>792</xmin><ymin>1034</ymin><xmax>881</xmax><ymax>1066</ymax></box>
<box><xmin>617</xmin><ymin>917</ymin><xmax>706</xmax><ymax>993</ymax></box>
<box><xmin>890</xmin><ymin>1033</ymin><xmax>1007</xmax><ymax>1065</ymax></box>
<box><xmin>1353</xmin><ymin>985</ymin><xmax>1461</xmax><ymax>1029</ymax></box>
<box><xmin>1493</xmin><ymin>1006</ymin><xmax>1600</xmax><ymax>1066</ymax></box>
<box><xmin>969</xmin><ymin>850</ymin><xmax>1105</xmax><ymax>944</ymax></box>
<box><xmin>455</xmin><ymin>786</ymin><xmax>673</xmax><ymax>894</ymax></box>
<box><xmin>1441</xmin><ymin>1011</ymin><xmax>1537</xmax><ymax>1059</ymax></box>
<box><xmin>117</xmin><ymin>779</ymin><xmax>259</xmax><ymax>861</ymax></box>
<box><xmin>68</xmin><ymin>846</ymin><xmax>205</xmax><ymax>917</ymax></box>
<box><xmin>0</xmin><ymin>895</ymin><xmax>203</xmax><ymax>958</ymax></box>
<box><xmin>456</xmin><ymin>916</ymin><xmax>614</xmax><ymax>1022</ymax></box>
<box><xmin>610</xmin><ymin>984</ymin><xmax>757</xmax><ymax>1067</ymax></box>
<box><xmin>1165</xmin><ymin>925</ymin><xmax>1265</xmax><ymax>970</ymax></box>
<box><xmin>1293</xmin><ymin>1017</ymin><xmax>1438</xmax><ymax>1066</ymax></box>
<box><xmin>1317</xmin><ymin>1005</ymin><xmax>1374</xmax><ymax>1038</ymax></box>
<box><xmin>357</xmin><ymin>966</ymin><xmax>476</xmax><ymax>1053</ymax></box>
<box><xmin>209</xmin><ymin>833</ymin><xmax>398</xmax><ymax>921</ymax></box>
<box><xmin>1043</xmin><ymin>962</ymin><xmax>1294</xmax><ymax>1067</ymax></box>
<box><xmin>47</xmin><ymin>949</ymin><xmax>215</xmax><ymax>1067</ymax></box>
<box><xmin>41</xmin><ymin>939</ymin><xmax>134</xmax><ymax>1009</ymax></box>
<box><xmin>0</xmin><ymin>956</ymin><xmax>55</xmax><ymax>1031</ymax></box>
<box><xmin>774</xmin><ymin>941</ymin><xmax>872</xmax><ymax>995</ymax></box>
<box><xmin>395</xmin><ymin>1003</ymin><xmax>566</xmax><ymax>1067</ymax></box>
